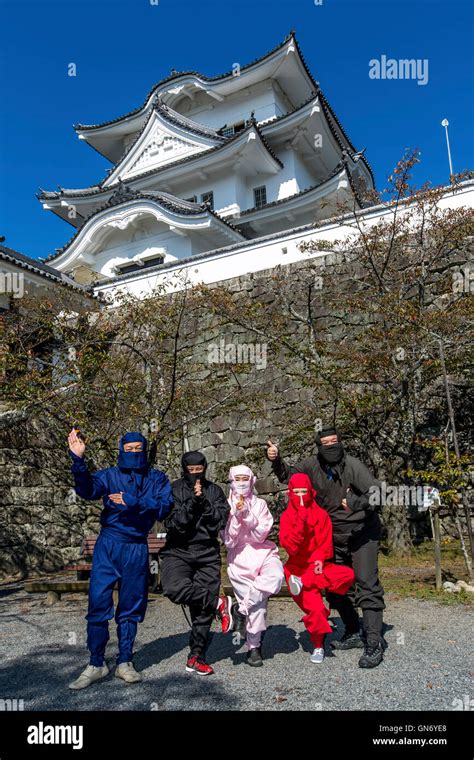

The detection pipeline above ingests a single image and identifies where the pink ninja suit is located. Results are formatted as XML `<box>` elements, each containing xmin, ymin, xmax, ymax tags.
<box><xmin>222</xmin><ymin>465</ymin><xmax>284</xmax><ymax>650</ymax></box>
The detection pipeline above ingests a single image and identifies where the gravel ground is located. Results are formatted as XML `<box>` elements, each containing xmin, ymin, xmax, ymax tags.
<box><xmin>0</xmin><ymin>583</ymin><xmax>472</xmax><ymax>712</ymax></box>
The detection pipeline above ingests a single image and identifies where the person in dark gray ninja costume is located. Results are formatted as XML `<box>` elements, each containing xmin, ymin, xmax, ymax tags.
<box><xmin>267</xmin><ymin>427</ymin><xmax>386</xmax><ymax>668</ymax></box>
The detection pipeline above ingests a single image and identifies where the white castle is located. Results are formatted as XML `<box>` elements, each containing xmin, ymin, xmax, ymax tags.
<box><xmin>35</xmin><ymin>32</ymin><xmax>472</xmax><ymax>302</ymax></box>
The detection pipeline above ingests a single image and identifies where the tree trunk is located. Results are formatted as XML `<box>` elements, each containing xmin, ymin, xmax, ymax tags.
<box><xmin>438</xmin><ymin>338</ymin><xmax>474</xmax><ymax>562</ymax></box>
<box><xmin>383</xmin><ymin>503</ymin><xmax>413</xmax><ymax>555</ymax></box>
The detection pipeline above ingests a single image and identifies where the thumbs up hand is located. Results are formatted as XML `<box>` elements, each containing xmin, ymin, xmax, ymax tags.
<box><xmin>266</xmin><ymin>439</ymin><xmax>279</xmax><ymax>461</ymax></box>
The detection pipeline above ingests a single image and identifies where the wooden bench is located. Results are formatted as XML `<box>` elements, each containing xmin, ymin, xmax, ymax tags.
<box><xmin>64</xmin><ymin>533</ymin><xmax>166</xmax><ymax>578</ymax></box>
<box><xmin>25</xmin><ymin>533</ymin><xmax>167</xmax><ymax>604</ymax></box>
<box><xmin>63</xmin><ymin>535</ymin><xmax>100</xmax><ymax>580</ymax></box>
<box><xmin>25</xmin><ymin>536</ymin><xmax>292</xmax><ymax>604</ymax></box>
<box><xmin>24</xmin><ymin>580</ymin><xmax>91</xmax><ymax>606</ymax></box>
<box><xmin>219</xmin><ymin>545</ymin><xmax>292</xmax><ymax>598</ymax></box>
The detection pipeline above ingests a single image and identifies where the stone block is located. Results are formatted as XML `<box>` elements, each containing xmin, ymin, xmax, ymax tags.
<box><xmin>201</xmin><ymin>432</ymin><xmax>223</xmax><ymax>447</ymax></box>
<box><xmin>201</xmin><ymin>446</ymin><xmax>217</xmax><ymax>464</ymax></box>
<box><xmin>209</xmin><ymin>416</ymin><xmax>229</xmax><ymax>433</ymax></box>
<box><xmin>10</xmin><ymin>487</ymin><xmax>55</xmax><ymax>506</ymax></box>
<box><xmin>20</xmin><ymin>468</ymin><xmax>43</xmax><ymax>487</ymax></box>
<box><xmin>214</xmin><ymin>444</ymin><xmax>245</xmax><ymax>463</ymax></box>
<box><xmin>0</xmin><ymin>448</ymin><xmax>21</xmax><ymax>466</ymax></box>
<box><xmin>255</xmin><ymin>476</ymin><xmax>280</xmax><ymax>494</ymax></box>
<box><xmin>187</xmin><ymin>434</ymin><xmax>203</xmax><ymax>451</ymax></box>
<box><xmin>222</xmin><ymin>430</ymin><xmax>241</xmax><ymax>445</ymax></box>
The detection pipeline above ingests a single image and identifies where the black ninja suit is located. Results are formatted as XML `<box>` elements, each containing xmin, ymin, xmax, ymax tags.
<box><xmin>270</xmin><ymin>427</ymin><xmax>386</xmax><ymax>667</ymax></box>
<box><xmin>160</xmin><ymin>451</ymin><xmax>230</xmax><ymax>662</ymax></box>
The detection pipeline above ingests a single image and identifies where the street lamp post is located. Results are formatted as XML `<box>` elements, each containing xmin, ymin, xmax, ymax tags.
<box><xmin>441</xmin><ymin>118</ymin><xmax>454</xmax><ymax>179</ymax></box>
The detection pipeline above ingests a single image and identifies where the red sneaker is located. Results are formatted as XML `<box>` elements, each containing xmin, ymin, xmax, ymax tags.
<box><xmin>185</xmin><ymin>655</ymin><xmax>214</xmax><ymax>676</ymax></box>
<box><xmin>216</xmin><ymin>594</ymin><xmax>233</xmax><ymax>634</ymax></box>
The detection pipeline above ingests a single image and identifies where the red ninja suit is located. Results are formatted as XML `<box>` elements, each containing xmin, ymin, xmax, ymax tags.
<box><xmin>279</xmin><ymin>473</ymin><xmax>355</xmax><ymax>648</ymax></box>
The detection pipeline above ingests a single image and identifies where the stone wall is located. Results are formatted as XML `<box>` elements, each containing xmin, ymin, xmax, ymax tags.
<box><xmin>1</xmin><ymin>251</ymin><xmax>471</xmax><ymax>578</ymax></box>
<box><xmin>0</xmin><ymin>260</ymin><xmax>325</xmax><ymax>578</ymax></box>
<box><xmin>0</xmin><ymin>411</ymin><xmax>102</xmax><ymax>578</ymax></box>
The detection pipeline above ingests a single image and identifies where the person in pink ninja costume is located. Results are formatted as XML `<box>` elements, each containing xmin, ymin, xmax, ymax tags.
<box><xmin>222</xmin><ymin>464</ymin><xmax>284</xmax><ymax>667</ymax></box>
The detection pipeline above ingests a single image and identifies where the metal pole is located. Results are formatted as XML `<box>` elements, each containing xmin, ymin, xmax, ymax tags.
<box><xmin>441</xmin><ymin>119</ymin><xmax>454</xmax><ymax>178</ymax></box>
<box><xmin>432</xmin><ymin>500</ymin><xmax>443</xmax><ymax>592</ymax></box>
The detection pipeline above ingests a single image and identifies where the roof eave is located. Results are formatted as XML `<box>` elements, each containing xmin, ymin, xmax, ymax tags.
<box><xmin>46</xmin><ymin>193</ymin><xmax>247</xmax><ymax>266</ymax></box>
<box><xmin>71</xmin><ymin>31</ymin><xmax>311</xmax><ymax>136</ymax></box>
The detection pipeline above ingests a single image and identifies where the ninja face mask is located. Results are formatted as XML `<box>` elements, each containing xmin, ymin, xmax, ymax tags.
<box><xmin>318</xmin><ymin>442</ymin><xmax>344</xmax><ymax>466</ymax></box>
<box><xmin>117</xmin><ymin>432</ymin><xmax>148</xmax><ymax>470</ymax></box>
<box><xmin>182</xmin><ymin>450</ymin><xmax>207</xmax><ymax>487</ymax></box>
<box><xmin>315</xmin><ymin>427</ymin><xmax>345</xmax><ymax>466</ymax></box>
<box><xmin>228</xmin><ymin>464</ymin><xmax>256</xmax><ymax>503</ymax></box>
<box><xmin>287</xmin><ymin>473</ymin><xmax>316</xmax><ymax>509</ymax></box>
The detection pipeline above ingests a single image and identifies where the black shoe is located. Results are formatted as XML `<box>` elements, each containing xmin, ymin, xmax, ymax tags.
<box><xmin>358</xmin><ymin>642</ymin><xmax>384</xmax><ymax>669</ymax></box>
<box><xmin>331</xmin><ymin>631</ymin><xmax>365</xmax><ymax>650</ymax></box>
<box><xmin>246</xmin><ymin>647</ymin><xmax>263</xmax><ymax>667</ymax></box>
<box><xmin>232</xmin><ymin>603</ymin><xmax>247</xmax><ymax>637</ymax></box>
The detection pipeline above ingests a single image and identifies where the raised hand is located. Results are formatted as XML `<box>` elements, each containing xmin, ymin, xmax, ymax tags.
<box><xmin>236</xmin><ymin>494</ymin><xmax>245</xmax><ymax>511</ymax></box>
<box><xmin>194</xmin><ymin>480</ymin><xmax>202</xmax><ymax>497</ymax></box>
<box><xmin>266</xmin><ymin>439</ymin><xmax>279</xmax><ymax>461</ymax></box>
<box><xmin>68</xmin><ymin>428</ymin><xmax>85</xmax><ymax>458</ymax></box>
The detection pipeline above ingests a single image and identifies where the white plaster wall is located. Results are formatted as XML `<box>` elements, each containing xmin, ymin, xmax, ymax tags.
<box><xmin>259</xmin><ymin>147</ymin><xmax>318</xmax><ymax>202</ymax></box>
<box><xmin>93</xmin><ymin>183</ymin><xmax>474</xmax><ymax>303</ymax></box>
<box><xmin>94</xmin><ymin>230</ymin><xmax>193</xmax><ymax>277</ymax></box>
<box><xmin>167</xmin><ymin>145</ymin><xmax>320</xmax><ymax>214</ymax></box>
<box><xmin>292</xmin><ymin>150</ymin><xmax>320</xmax><ymax>189</ymax></box>
<box><xmin>168</xmin><ymin>171</ymin><xmax>239</xmax><ymax>213</ymax></box>
<box><xmin>183</xmin><ymin>82</ymin><xmax>283</xmax><ymax>131</ymax></box>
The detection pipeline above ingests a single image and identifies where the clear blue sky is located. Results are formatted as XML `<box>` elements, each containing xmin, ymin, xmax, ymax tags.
<box><xmin>0</xmin><ymin>0</ymin><xmax>473</xmax><ymax>261</ymax></box>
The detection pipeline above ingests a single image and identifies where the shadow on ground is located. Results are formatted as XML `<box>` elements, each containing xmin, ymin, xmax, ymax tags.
<box><xmin>0</xmin><ymin>639</ymin><xmax>241</xmax><ymax>711</ymax></box>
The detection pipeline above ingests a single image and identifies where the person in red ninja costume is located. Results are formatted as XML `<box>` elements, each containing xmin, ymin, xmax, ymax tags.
<box><xmin>279</xmin><ymin>473</ymin><xmax>355</xmax><ymax>663</ymax></box>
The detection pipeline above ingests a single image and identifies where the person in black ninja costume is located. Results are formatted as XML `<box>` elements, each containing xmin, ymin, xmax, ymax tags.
<box><xmin>267</xmin><ymin>427</ymin><xmax>386</xmax><ymax>668</ymax></box>
<box><xmin>160</xmin><ymin>451</ymin><xmax>232</xmax><ymax>675</ymax></box>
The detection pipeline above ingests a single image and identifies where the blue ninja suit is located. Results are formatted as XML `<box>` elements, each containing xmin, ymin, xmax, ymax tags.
<box><xmin>69</xmin><ymin>432</ymin><xmax>173</xmax><ymax>666</ymax></box>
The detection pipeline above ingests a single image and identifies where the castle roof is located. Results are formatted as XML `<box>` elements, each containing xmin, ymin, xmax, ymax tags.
<box><xmin>0</xmin><ymin>243</ymin><xmax>94</xmax><ymax>294</ymax></box>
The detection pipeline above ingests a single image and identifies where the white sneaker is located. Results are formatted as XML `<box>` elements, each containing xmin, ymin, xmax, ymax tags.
<box><xmin>68</xmin><ymin>663</ymin><xmax>109</xmax><ymax>690</ymax></box>
<box><xmin>115</xmin><ymin>661</ymin><xmax>143</xmax><ymax>683</ymax></box>
<box><xmin>288</xmin><ymin>575</ymin><xmax>303</xmax><ymax>595</ymax></box>
<box><xmin>310</xmin><ymin>647</ymin><xmax>325</xmax><ymax>664</ymax></box>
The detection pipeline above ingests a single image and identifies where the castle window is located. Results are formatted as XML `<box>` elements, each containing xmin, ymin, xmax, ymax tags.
<box><xmin>221</xmin><ymin>121</ymin><xmax>245</xmax><ymax>137</ymax></box>
<box><xmin>201</xmin><ymin>191</ymin><xmax>214</xmax><ymax>209</ymax></box>
<box><xmin>117</xmin><ymin>255</ymin><xmax>165</xmax><ymax>275</ymax></box>
<box><xmin>253</xmin><ymin>185</ymin><xmax>267</xmax><ymax>209</ymax></box>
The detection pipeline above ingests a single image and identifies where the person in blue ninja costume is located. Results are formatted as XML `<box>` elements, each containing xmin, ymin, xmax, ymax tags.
<box><xmin>67</xmin><ymin>427</ymin><xmax>173</xmax><ymax>690</ymax></box>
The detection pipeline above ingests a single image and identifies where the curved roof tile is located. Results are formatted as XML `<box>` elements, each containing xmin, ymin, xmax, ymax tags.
<box><xmin>44</xmin><ymin>186</ymin><xmax>249</xmax><ymax>261</ymax></box>
<box><xmin>74</xmin><ymin>32</ymin><xmax>296</xmax><ymax>132</ymax></box>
